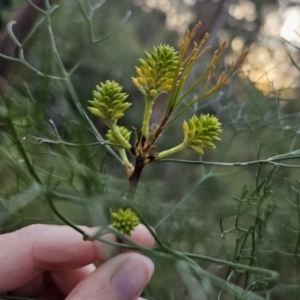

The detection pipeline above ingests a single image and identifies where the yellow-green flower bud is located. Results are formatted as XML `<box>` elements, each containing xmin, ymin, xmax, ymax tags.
<box><xmin>88</xmin><ymin>80</ymin><xmax>131</xmax><ymax>124</ymax></box>
<box><xmin>183</xmin><ymin>114</ymin><xmax>222</xmax><ymax>154</ymax></box>
<box><xmin>132</xmin><ymin>44</ymin><xmax>179</xmax><ymax>98</ymax></box>
<box><xmin>111</xmin><ymin>208</ymin><xmax>140</xmax><ymax>236</ymax></box>
<box><xmin>106</xmin><ymin>126</ymin><xmax>132</xmax><ymax>145</ymax></box>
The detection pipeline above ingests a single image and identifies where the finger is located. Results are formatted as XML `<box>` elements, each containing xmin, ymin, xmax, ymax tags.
<box><xmin>66</xmin><ymin>252</ymin><xmax>154</xmax><ymax>300</ymax></box>
<box><xmin>9</xmin><ymin>265</ymin><xmax>96</xmax><ymax>298</ymax></box>
<box><xmin>127</xmin><ymin>225</ymin><xmax>155</xmax><ymax>248</ymax></box>
<box><xmin>52</xmin><ymin>223</ymin><xmax>156</xmax><ymax>296</ymax></box>
<box><xmin>0</xmin><ymin>223</ymin><xmax>155</xmax><ymax>293</ymax></box>
<box><xmin>0</xmin><ymin>224</ymin><xmax>111</xmax><ymax>293</ymax></box>
<box><xmin>8</xmin><ymin>272</ymin><xmax>64</xmax><ymax>299</ymax></box>
<box><xmin>49</xmin><ymin>225</ymin><xmax>156</xmax><ymax>295</ymax></box>
<box><xmin>50</xmin><ymin>264</ymin><xmax>96</xmax><ymax>295</ymax></box>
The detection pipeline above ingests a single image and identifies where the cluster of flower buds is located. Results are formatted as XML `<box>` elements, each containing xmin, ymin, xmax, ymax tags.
<box><xmin>183</xmin><ymin>114</ymin><xmax>222</xmax><ymax>154</ymax></box>
<box><xmin>88</xmin><ymin>80</ymin><xmax>131</xmax><ymax>124</ymax></box>
<box><xmin>132</xmin><ymin>45</ymin><xmax>179</xmax><ymax>98</ymax></box>
<box><xmin>111</xmin><ymin>208</ymin><xmax>140</xmax><ymax>236</ymax></box>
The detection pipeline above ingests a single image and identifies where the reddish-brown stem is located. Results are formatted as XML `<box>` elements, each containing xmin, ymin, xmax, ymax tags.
<box><xmin>127</xmin><ymin>156</ymin><xmax>146</xmax><ymax>200</ymax></box>
<box><xmin>144</xmin><ymin>109</ymin><xmax>173</xmax><ymax>152</ymax></box>
<box><xmin>127</xmin><ymin>114</ymin><xmax>171</xmax><ymax>199</ymax></box>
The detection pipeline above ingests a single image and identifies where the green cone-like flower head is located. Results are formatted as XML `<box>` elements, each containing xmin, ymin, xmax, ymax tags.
<box><xmin>88</xmin><ymin>80</ymin><xmax>131</xmax><ymax>124</ymax></box>
<box><xmin>132</xmin><ymin>44</ymin><xmax>179</xmax><ymax>98</ymax></box>
<box><xmin>183</xmin><ymin>114</ymin><xmax>222</xmax><ymax>154</ymax></box>
<box><xmin>106</xmin><ymin>126</ymin><xmax>132</xmax><ymax>145</ymax></box>
<box><xmin>111</xmin><ymin>208</ymin><xmax>140</xmax><ymax>236</ymax></box>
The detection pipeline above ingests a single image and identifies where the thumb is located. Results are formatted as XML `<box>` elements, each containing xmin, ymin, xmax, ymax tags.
<box><xmin>66</xmin><ymin>252</ymin><xmax>154</xmax><ymax>300</ymax></box>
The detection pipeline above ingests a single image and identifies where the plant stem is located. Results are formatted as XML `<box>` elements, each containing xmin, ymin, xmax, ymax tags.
<box><xmin>47</xmin><ymin>192</ymin><xmax>89</xmax><ymax>238</ymax></box>
<box><xmin>31</xmin><ymin>137</ymin><xmax>127</xmax><ymax>149</ymax></box>
<box><xmin>6</xmin><ymin>117</ymin><xmax>43</xmax><ymax>185</ymax></box>
<box><xmin>180</xmin><ymin>251</ymin><xmax>279</xmax><ymax>281</ymax></box>
<box><xmin>111</xmin><ymin>121</ymin><xmax>132</xmax><ymax>150</ymax></box>
<box><xmin>145</xmin><ymin>114</ymin><xmax>170</xmax><ymax>152</ymax></box>
<box><xmin>127</xmin><ymin>156</ymin><xmax>145</xmax><ymax>200</ymax></box>
<box><xmin>118</xmin><ymin>149</ymin><xmax>134</xmax><ymax>177</ymax></box>
<box><xmin>43</xmin><ymin>5</ymin><xmax>123</xmax><ymax>164</ymax></box>
<box><xmin>155</xmin><ymin>155</ymin><xmax>300</xmax><ymax>168</ymax></box>
<box><xmin>141</xmin><ymin>97</ymin><xmax>154</xmax><ymax>137</ymax></box>
<box><xmin>156</xmin><ymin>142</ymin><xmax>186</xmax><ymax>159</ymax></box>
<box><xmin>118</xmin><ymin>149</ymin><xmax>129</xmax><ymax>165</ymax></box>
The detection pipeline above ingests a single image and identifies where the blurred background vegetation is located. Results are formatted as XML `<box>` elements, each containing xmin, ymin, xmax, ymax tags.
<box><xmin>0</xmin><ymin>0</ymin><xmax>300</xmax><ymax>299</ymax></box>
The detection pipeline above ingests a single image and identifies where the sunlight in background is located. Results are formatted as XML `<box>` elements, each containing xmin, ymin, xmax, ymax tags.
<box><xmin>229</xmin><ymin>0</ymin><xmax>300</xmax><ymax>97</ymax></box>
<box><xmin>133</xmin><ymin>0</ymin><xmax>300</xmax><ymax>98</ymax></box>
<box><xmin>228</xmin><ymin>0</ymin><xmax>256</xmax><ymax>22</ymax></box>
<box><xmin>133</xmin><ymin>0</ymin><xmax>195</xmax><ymax>32</ymax></box>
<box><xmin>281</xmin><ymin>6</ymin><xmax>300</xmax><ymax>46</ymax></box>
<box><xmin>183</xmin><ymin>0</ymin><xmax>196</xmax><ymax>5</ymax></box>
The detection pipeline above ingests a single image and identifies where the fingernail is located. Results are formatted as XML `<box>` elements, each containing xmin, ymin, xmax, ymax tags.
<box><xmin>111</xmin><ymin>254</ymin><xmax>154</xmax><ymax>300</ymax></box>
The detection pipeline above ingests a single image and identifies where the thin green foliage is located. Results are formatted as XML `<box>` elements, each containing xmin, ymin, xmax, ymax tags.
<box><xmin>0</xmin><ymin>1</ymin><xmax>300</xmax><ymax>299</ymax></box>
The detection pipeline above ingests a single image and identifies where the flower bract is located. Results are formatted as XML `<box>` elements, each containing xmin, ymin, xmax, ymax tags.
<box><xmin>106</xmin><ymin>126</ymin><xmax>132</xmax><ymax>145</ymax></box>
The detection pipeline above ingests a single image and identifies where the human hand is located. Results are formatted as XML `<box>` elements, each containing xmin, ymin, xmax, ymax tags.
<box><xmin>0</xmin><ymin>224</ymin><xmax>155</xmax><ymax>300</ymax></box>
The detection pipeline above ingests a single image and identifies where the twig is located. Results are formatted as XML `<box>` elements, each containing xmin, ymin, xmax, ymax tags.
<box><xmin>31</xmin><ymin>136</ymin><xmax>128</xmax><ymax>149</ymax></box>
<box><xmin>156</xmin><ymin>153</ymin><xmax>300</xmax><ymax>168</ymax></box>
